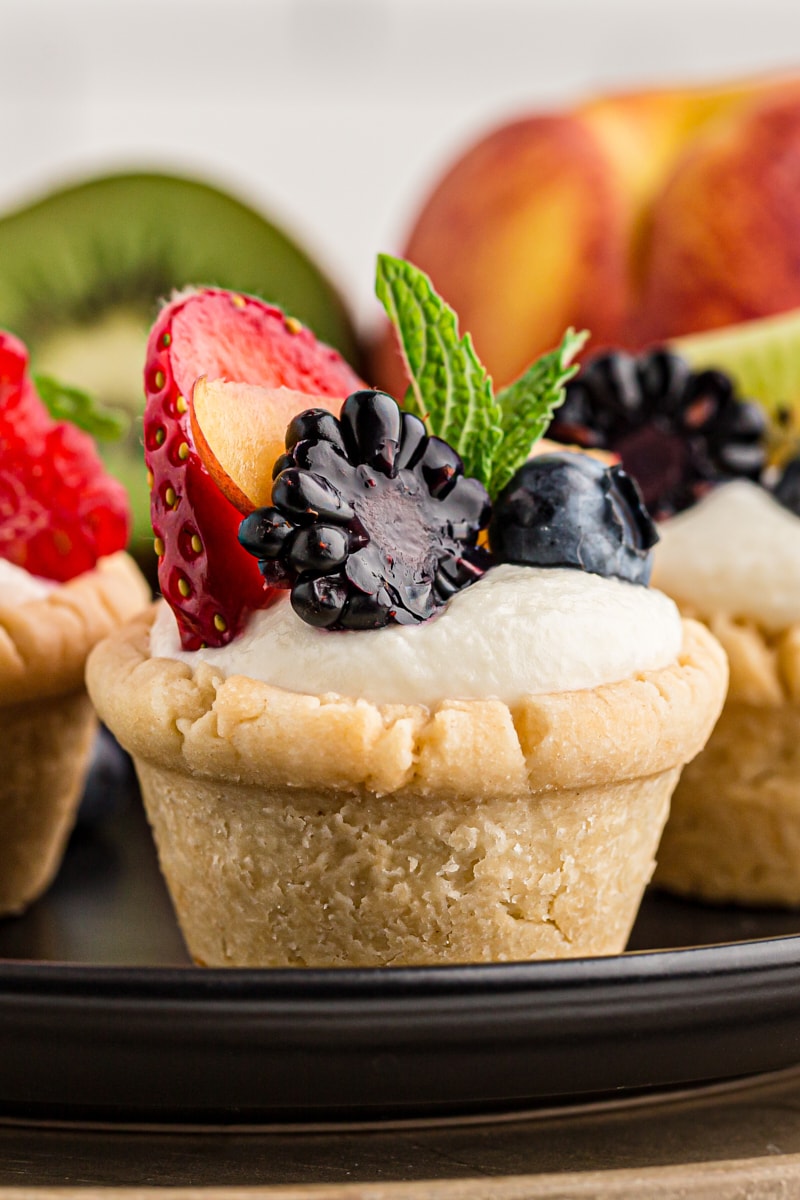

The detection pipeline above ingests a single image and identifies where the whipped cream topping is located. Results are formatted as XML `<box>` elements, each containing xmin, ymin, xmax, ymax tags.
<box><xmin>0</xmin><ymin>557</ymin><xmax>57</xmax><ymax>606</ymax></box>
<box><xmin>651</xmin><ymin>480</ymin><xmax>800</xmax><ymax>632</ymax></box>
<box><xmin>150</xmin><ymin>563</ymin><xmax>682</xmax><ymax>706</ymax></box>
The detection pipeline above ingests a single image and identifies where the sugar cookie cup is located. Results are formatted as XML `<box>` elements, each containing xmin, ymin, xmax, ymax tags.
<box><xmin>88</xmin><ymin>606</ymin><xmax>727</xmax><ymax>967</ymax></box>
<box><xmin>650</xmin><ymin>480</ymin><xmax>800</xmax><ymax>906</ymax></box>
<box><xmin>0</xmin><ymin>552</ymin><xmax>151</xmax><ymax>915</ymax></box>
<box><xmin>653</xmin><ymin>612</ymin><xmax>800</xmax><ymax>906</ymax></box>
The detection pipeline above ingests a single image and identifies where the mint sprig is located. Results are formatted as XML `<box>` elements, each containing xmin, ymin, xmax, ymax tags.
<box><xmin>32</xmin><ymin>374</ymin><xmax>129</xmax><ymax>441</ymax></box>
<box><xmin>375</xmin><ymin>253</ymin><xmax>503</xmax><ymax>489</ymax></box>
<box><xmin>490</xmin><ymin>328</ymin><xmax>588</xmax><ymax>494</ymax></box>
<box><xmin>375</xmin><ymin>254</ymin><xmax>586</xmax><ymax>494</ymax></box>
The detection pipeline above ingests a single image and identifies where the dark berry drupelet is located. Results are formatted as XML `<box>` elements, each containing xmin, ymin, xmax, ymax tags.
<box><xmin>489</xmin><ymin>453</ymin><xmax>658</xmax><ymax>586</ymax></box>
<box><xmin>549</xmin><ymin>348</ymin><xmax>768</xmax><ymax>520</ymax></box>
<box><xmin>238</xmin><ymin>390</ymin><xmax>491</xmax><ymax>630</ymax></box>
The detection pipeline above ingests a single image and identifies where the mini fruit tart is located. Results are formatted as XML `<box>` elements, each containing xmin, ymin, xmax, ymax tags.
<box><xmin>651</xmin><ymin>473</ymin><xmax>800</xmax><ymax>907</ymax></box>
<box><xmin>553</xmin><ymin>345</ymin><xmax>800</xmax><ymax>907</ymax></box>
<box><xmin>0</xmin><ymin>332</ymin><xmax>150</xmax><ymax>916</ymax></box>
<box><xmin>87</xmin><ymin>266</ymin><xmax>727</xmax><ymax>966</ymax></box>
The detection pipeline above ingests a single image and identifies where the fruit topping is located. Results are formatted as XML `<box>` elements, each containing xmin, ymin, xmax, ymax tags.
<box><xmin>549</xmin><ymin>348</ymin><xmax>767</xmax><ymax>520</ymax></box>
<box><xmin>0</xmin><ymin>330</ymin><xmax>129</xmax><ymax>581</ymax></box>
<box><xmin>375</xmin><ymin>258</ymin><xmax>660</xmax><ymax>588</ymax></box>
<box><xmin>144</xmin><ymin>289</ymin><xmax>363</xmax><ymax>650</ymax></box>
<box><xmin>158</xmin><ymin>262</ymin><xmax>662</xmax><ymax>643</ymax></box>
<box><xmin>190</xmin><ymin>377</ymin><xmax>342</xmax><ymax>514</ymax></box>
<box><xmin>238</xmin><ymin>390</ymin><xmax>491</xmax><ymax>629</ymax></box>
<box><xmin>488</xmin><ymin>452</ymin><xmax>657</xmax><ymax>585</ymax></box>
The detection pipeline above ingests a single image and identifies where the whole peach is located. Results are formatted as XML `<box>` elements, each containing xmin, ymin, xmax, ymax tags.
<box><xmin>371</xmin><ymin>75</ymin><xmax>800</xmax><ymax>395</ymax></box>
<box><xmin>634</xmin><ymin>89</ymin><xmax>800</xmax><ymax>344</ymax></box>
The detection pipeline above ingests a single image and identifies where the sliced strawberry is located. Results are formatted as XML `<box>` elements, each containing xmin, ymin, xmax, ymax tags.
<box><xmin>0</xmin><ymin>332</ymin><xmax>27</xmax><ymax>399</ymax></box>
<box><xmin>0</xmin><ymin>332</ymin><xmax>130</xmax><ymax>582</ymax></box>
<box><xmin>0</xmin><ymin>333</ymin><xmax>51</xmax><ymax>437</ymax></box>
<box><xmin>143</xmin><ymin>289</ymin><xmax>364</xmax><ymax>650</ymax></box>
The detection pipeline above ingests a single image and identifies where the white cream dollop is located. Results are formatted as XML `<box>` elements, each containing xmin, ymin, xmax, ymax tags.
<box><xmin>150</xmin><ymin>564</ymin><xmax>682</xmax><ymax>706</ymax></box>
<box><xmin>651</xmin><ymin>480</ymin><xmax>800</xmax><ymax>633</ymax></box>
<box><xmin>0</xmin><ymin>558</ymin><xmax>56</xmax><ymax>606</ymax></box>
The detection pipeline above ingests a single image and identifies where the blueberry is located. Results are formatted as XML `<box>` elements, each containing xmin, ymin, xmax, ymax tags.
<box><xmin>488</xmin><ymin>453</ymin><xmax>658</xmax><ymax>586</ymax></box>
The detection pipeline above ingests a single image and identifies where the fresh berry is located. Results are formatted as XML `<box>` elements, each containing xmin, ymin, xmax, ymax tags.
<box><xmin>549</xmin><ymin>348</ymin><xmax>767</xmax><ymax>520</ymax></box>
<box><xmin>0</xmin><ymin>333</ymin><xmax>28</xmax><ymax>400</ymax></box>
<box><xmin>144</xmin><ymin>289</ymin><xmax>364</xmax><ymax>650</ymax></box>
<box><xmin>0</xmin><ymin>331</ymin><xmax>129</xmax><ymax>581</ymax></box>
<box><xmin>488</xmin><ymin>452</ymin><xmax>658</xmax><ymax>585</ymax></box>
<box><xmin>238</xmin><ymin>390</ymin><xmax>491</xmax><ymax>629</ymax></box>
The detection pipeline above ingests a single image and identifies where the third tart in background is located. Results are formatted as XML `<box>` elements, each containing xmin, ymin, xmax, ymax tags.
<box><xmin>550</xmin><ymin>346</ymin><xmax>800</xmax><ymax>906</ymax></box>
<box><xmin>0</xmin><ymin>331</ymin><xmax>150</xmax><ymax>916</ymax></box>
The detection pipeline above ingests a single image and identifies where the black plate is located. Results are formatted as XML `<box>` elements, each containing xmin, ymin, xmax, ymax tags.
<box><xmin>2</xmin><ymin>742</ymin><xmax>800</xmax><ymax>1126</ymax></box>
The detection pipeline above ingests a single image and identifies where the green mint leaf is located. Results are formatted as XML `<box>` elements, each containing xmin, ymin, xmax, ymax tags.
<box><xmin>375</xmin><ymin>253</ymin><xmax>503</xmax><ymax>488</ymax></box>
<box><xmin>33</xmin><ymin>374</ymin><xmax>129</xmax><ymax>442</ymax></box>
<box><xmin>489</xmin><ymin>328</ymin><xmax>589</xmax><ymax>495</ymax></box>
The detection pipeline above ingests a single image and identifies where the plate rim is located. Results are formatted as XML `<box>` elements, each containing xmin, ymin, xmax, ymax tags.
<box><xmin>3</xmin><ymin>928</ymin><xmax>800</xmax><ymax>1001</ymax></box>
<box><xmin>3</xmin><ymin>926</ymin><xmax>800</xmax><ymax>1122</ymax></box>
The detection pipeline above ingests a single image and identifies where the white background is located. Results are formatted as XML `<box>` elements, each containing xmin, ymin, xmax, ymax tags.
<box><xmin>5</xmin><ymin>0</ymin><xmax>800</xmax><ymax>333</ymax></box>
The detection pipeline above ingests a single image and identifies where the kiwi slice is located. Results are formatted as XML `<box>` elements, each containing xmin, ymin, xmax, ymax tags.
<box><xmin>0</xmin><ymin>171</ymin><xmax>362</xmax><ymax>564</ymax></box>
<box><xmin>672</xmin><ymin>309</ymin><xmax>800</xmax><ymax>460</ymax></box>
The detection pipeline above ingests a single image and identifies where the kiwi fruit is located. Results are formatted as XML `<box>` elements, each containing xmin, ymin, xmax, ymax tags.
<box><xmin>673</xmin><ymin>309</ymin><xmax>800</xmax><ymax>461</ymax></box>
<box><xmin>0</xmin><ymin>170</ymin><xmax>363</xmax><ymax>567</ymax></box>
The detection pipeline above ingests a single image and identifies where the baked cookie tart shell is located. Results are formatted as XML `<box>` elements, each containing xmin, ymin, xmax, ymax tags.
<box><xmin>87</xmin><ymin>606</ymin><xmax>727</xmax><ymax>967</ymax></box>
<box><xmin>654</xmin><ymin>611</ymin><xmax>800</xmax><ymax>906</ymax></box>
<box><xmin>0</xmin><ymin>552</ymin><xmax>151</xmax><ymax>916</ymax></box>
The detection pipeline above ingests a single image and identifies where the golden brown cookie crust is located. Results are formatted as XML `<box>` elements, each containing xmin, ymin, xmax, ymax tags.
<box><xmin>654</xmin><ymin>698</ymin><xmax>800</xmax><ymax>905</ymax></box>
<box><xmin>87</xmin><ymin>605</ymin><xmax>728</xmax><ymax>799</ymax></box>
<box><xmin>0</xmin><ymin>551</ymin><xmax>151</xmax><ymax>706</ymax></box>
<box><xmin>0</xmin><ymin>690</ymin><xmax>96</xmax><ymax>916</ymax></box>
<box><xmin>653</xmin><ymin>595</ymin><xmax>800</xmax><ymax>706</ymax></box>
<box><xmin>0</xmin><ymin>551</ymin><xmax>150</xmax><ymax>917</ymax></box>
<box><xmin>136</xmin><ymin>759</ymin><xmax>681</xmax><ymax>967</ymax></box>
<box><xmin>88</xmin><ymin>603</ymin><xmax>728</xmax><ymax>966</ymax></box>
<box><xmin>649</xmin><ymin>605</ymin><xmax>800</xmax><ymax>907</ymax></box>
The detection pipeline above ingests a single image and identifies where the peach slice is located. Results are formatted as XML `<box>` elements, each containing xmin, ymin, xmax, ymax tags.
<box><xmin>190</xmin><ymin>377</ymin><xmax>342</xmax><ymax>513</ymax></box>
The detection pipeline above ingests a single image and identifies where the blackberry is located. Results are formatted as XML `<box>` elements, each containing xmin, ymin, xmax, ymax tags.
<box><xmin>549</xmin><ymin>348</ymin><xmax>767</xmax><ymax>520</ymax></box>
<box><xmin>489</xmin><ymin>453</ymin><xmax>658</xmax><ymax>586</ymax></box>
<box><xmin>238</xmin><ymin>390</ymin><xmax>491</xmax><ymax>630</ymax></box>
